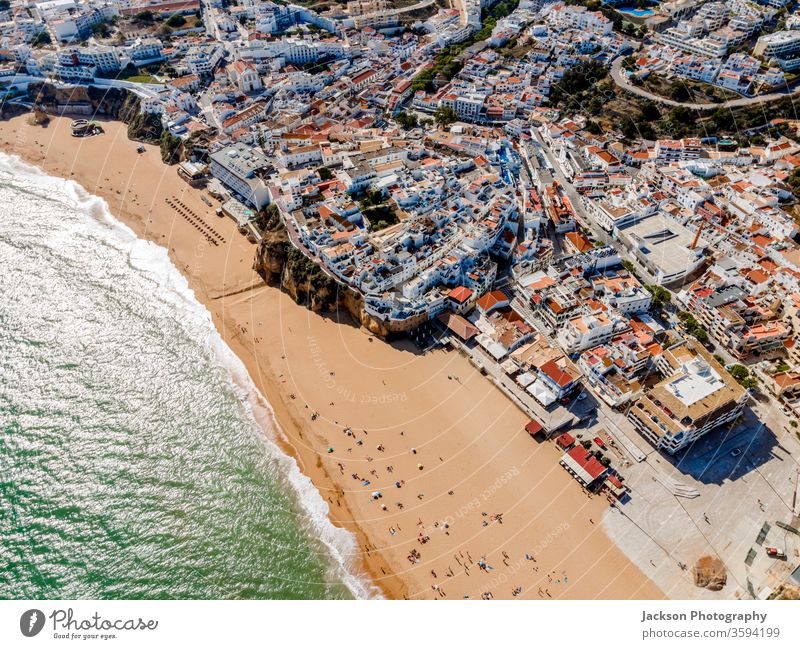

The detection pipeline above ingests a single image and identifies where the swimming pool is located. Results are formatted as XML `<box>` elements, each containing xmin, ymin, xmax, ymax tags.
<box><xmin>617</xmin><ymin>7</ymin><xmax>655</xmax><ymax>17</ymax></box>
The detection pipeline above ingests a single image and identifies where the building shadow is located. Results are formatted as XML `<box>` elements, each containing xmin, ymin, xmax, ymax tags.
<box><xmin>661</xmin><ymin>408</ymin><xmax>781</xmax><ymax>485</ymax></box>
<box><xmin>318</xmin><ymin>305</ymin><xmax>425</xmax><ymax>356</ymax></box>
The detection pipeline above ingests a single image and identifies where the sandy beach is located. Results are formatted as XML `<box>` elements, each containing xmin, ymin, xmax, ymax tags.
<box><xmin>0</xmin><ymin>113</ymin><xmax>663</xmax><ymax>600</ymax></box>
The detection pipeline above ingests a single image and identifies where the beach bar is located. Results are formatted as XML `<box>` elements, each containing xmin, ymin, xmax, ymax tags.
<box><xmin>559</xmin><ymin>446</ymin><xmax>609</xmax><ymax>489</ymax></box>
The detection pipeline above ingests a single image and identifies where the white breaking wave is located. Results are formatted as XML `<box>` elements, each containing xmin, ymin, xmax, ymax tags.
<box><xmin>0</xmin><ymin>151</ymin><xmax>380</xmax><ymax>600</ymax></box>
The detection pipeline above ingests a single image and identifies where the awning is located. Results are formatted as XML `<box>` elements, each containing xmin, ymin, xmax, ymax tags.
<box><xmin>528</xmin><ymin>378</ymin><xmax>557</xmax><ymax>406</ymax></box>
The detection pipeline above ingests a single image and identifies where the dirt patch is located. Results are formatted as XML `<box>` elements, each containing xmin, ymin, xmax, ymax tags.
<box><xmin>693</xmin><ymin>556</ymin><xmax>727</xmax><ymax>591</ymax></box>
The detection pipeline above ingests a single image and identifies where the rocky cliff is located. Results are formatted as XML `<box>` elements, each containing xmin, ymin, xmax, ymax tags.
<box><xmin>252</xmin><ymin>209</ymin><xmax>391</xmax><ymax>337</ymax></box>
<box><xmin>27</xmin><ymin>83</ymin><xmax>135</xmax><ymax>120</ymax></box>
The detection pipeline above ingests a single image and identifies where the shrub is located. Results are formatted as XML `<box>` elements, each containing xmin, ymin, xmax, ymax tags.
<box><xmin>166</xmin><ymin>13</ymin><xmax>187</xmax><ymax>28</ymax></box>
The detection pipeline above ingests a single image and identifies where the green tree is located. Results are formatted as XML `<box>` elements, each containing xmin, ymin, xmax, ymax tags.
<box><xmin>548</xmin><ymin>61</ymin><xmax>608</xmax><ymax>108</ymax></box>
<box><xmin>585</xmin><ymin>120</ymin><xmax>601</xmax><ymax>134</ymax></box>
<box><xmin>667</xmin><ymin>81</ymin><xmax>690</xmax><ymax>102</ymax></box>
<box><xmin>434</xmin><ymin>105</ymin><xmax>457</xmax><ymax>128</ymax></box>
<box><xmin>669</xmin><ymin>105</ymin><xmax>694</xmax><ymax>123</ymax></box>
<box><xmin>741</xmin><ymin>376</ymin><xmax>758</xmax><ymax>390</ymax></box>
<box><xmin>639</xmin><ymin>100</ymin><xmax>660</xmax><ymax>122</ymax></box>
<box><xmin>90</xmin><ymin>21</ymin><xmax>111</xmax><ymax>38</ymax></box>
<box><xmin>677</xmin><ymin>310</ymin><xmax>709</xmax><ymax>343</ymax></box>
<box><xmin>621</xmin><ymin>55</ymin><xmax>636</xmax><ymax>72</ymax></box>
<box><xmin>132</xmin><ymin>10</ymin><xmax>155</xmax><ymax>25</ymax></box>
<box><xmin>728</xmin><ymin>364</ymin><xmax>752</xmax><ymax>384</ymax></box>
<box><xmin>396</xmin><ymin>111</ymin><xmax>419</xmax><ymax>129</ymax></box>
<box><xmin>645</xmin><ymin>284</ymin><xmax>671</xmax><ymax>310</ymax></box>
<box><xmin>166</xmin><ymin>13</ymin><xmax>187</xmax><ymax>28</ymax></box>
<box><xmin>32</xmin><ymin>31</ymin><xmax>51</xmax><ymax>48</ymax></box>
<box><xmin>317</xmin><ymin>166</ymin><xmax>333</xmax><ymax>181</ymax></box>
<box><xmin>729</xmin><ymin>364</ymin><xmax>747</xmax><ymax>380</ymax></box>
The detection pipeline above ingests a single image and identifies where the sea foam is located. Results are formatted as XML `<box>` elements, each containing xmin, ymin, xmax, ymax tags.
<box><xmin>0</xmin><ymin>151</ymin><xmax>380</xmax><ymax>599</ymax></box>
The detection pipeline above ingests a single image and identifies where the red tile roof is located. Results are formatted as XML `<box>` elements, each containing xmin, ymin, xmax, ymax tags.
<box><xmin>475</xmin><ymin>290</ymin><xmax>509</xmax><ymax>314</ymax></box>
<box><xmin>448</xmin><ymin>286</ymin><xmax>473</xmax><ymax>304</ymax></box>
<box><xmin>525</xmin><ymin>419</ymin><xmax>543</xmax><ymax>435</ymax></box>
<box><xmin>539</xmin><ymin>359</ymin><xmax>575</xmax><ymax>388</ymax></box>
<box><xmin>565</xmin><ymin>447</ymin><xmax>606</xmax><ymax>481</ymax></box>
<box><xmin>437</xmin><ymin>313</ymin><xmax>478</xmax><ymax>341</ymax></box>
<box><xmin>557</xmin><ymin>432</ymin><xmax>575</xmax><ymax>448</ymax></box>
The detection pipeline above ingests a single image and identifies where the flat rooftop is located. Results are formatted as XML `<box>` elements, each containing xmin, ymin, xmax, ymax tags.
<box><xmin>620</xmin><ymin>213</ymin><xmax>701</xmax><ymax>277</ymax></box>
<box><xmin>664</xmin><ymin>358</ymin><xmax>724</xmax><ymax>407</ymax></box>
<box><xmin>639</xmin><ymin>340</ymin><xmax>746</xmax><ymax>436</ymax></box>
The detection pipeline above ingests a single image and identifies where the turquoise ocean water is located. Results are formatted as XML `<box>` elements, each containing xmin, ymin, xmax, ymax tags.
<box><xmin>0</xmin><ymin>154</ymin><xmax>372</xmax><ymax>599</ymax></box>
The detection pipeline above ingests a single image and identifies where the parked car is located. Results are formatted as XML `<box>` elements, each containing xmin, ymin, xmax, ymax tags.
<box><xmin>766</xmin><ymin>547</ymin><xmax>786</xmax><ymax>559</ymax></box>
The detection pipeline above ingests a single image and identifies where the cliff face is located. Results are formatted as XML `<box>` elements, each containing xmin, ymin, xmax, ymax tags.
<box><xmin>252</xmin><ymin>212</ymin><xmax>391</xmax><ymax>338</ymax></box>
<box><xmin>27</xmin><ymin>83</ymin><xmax>134</xmax><ymax>119</ymax></box>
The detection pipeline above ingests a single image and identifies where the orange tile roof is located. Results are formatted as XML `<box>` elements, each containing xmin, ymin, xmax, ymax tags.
<box><xmin>448</xmin><ymin>286</ymin><xmax>473</xmax><ymax>304</ymax></box>
<box><xmin>476</xmin><ymin>290</ymin><xmax>508</xmax><ymax>313</ymax></box>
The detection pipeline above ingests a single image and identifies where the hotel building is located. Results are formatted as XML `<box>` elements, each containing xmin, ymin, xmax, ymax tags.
<box><xmin>627</xmin><ymin>340</ymin><xmax>747</xmax><ymax>454</ymax></box>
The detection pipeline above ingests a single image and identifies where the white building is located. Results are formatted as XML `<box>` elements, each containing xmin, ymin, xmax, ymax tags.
<box><xmin>627</xmin><ymin>341</ymin><xmax>747</xmax><ymax>454</ymax></box>
<box><xmin>754</xmin><ymin>30</ymin><xmax>800</xmax><ymax>59</ymax></box>
<box><xmin>228</xmin><ymin>60</ymin><xmax>263</xmax><ymax>93</ymax></box>
<box><xmin>185</xmin><ymin>44</ymin><xmax>224</xmax><ymax>76</ymax></box>
<box><xmin>128</xmin><ymin>38</ymin><xmax>163</xmax><ymax>63</ymax></box>
<box><xmin>209</xmin><ymin>143</ymin><xmax>274</xmax><ymax>209</ymax></box>
<box><xmin>557</xmin><ymin>311</ymin><xmax>620</xmax><ymax>354</ymax></box>
<box><xmin>58</xmin><ymin>45</ymin><xmax>120</xmax><ymax>73</ymax></box>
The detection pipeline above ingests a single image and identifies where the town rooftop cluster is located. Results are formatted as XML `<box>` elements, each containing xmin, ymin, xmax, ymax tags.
<box><xmin>6</xmin><ymin>0</ymin><xmax>800</xmax><ymax>466</ymax></box>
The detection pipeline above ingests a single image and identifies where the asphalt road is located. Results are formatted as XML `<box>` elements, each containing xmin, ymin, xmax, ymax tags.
<box><xmin>523</xmin><ymin>131</ymin><xmax>661</xmax><ymax>285</ymax></box>
<box><xmin>609</xmin><ymin>55</ymin><xmax>800</xmax><ymax>111</ymax></box>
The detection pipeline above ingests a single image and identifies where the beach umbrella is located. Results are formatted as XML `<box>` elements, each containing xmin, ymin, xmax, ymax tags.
<box><xmin>417</xmin><ymin>463</ymin><xmax>423</xmax><ymax>470</ymax></box>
